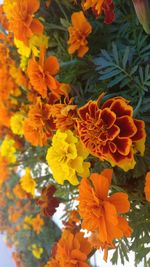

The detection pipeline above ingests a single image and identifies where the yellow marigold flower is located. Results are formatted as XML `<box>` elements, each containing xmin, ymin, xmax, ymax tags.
<box><xmin>14</xmin><ymin>34</ymin><xmax>49</xmax><ymax>69</ymax></box>
<box><xmin>46</xmin><ymin>130</ymin><xmax>90</xmax><ymax>185</ymax></box>
<box><xmin>31</xmin><ymin>214</ymin><xmax>44</xmax><ymax>235</ymax></box>
<box><xmin>0</xmin><ymin>137</ymin><xmax>16</xmax><ymax>164</ymax></box>
<box><xmin>10</xmin><ymin>113</ymin><xmax>25</xmax><ymax>136</ymax></box>
<box><xmin>23</xmin><ymin>216</ymin><xmax>33</xmax><ymax>230</ymax></box>
<box><xmin>20</xmin><ymin>168</ymin><xmax>36</xmax><ymax>196</ymax></box>
<box><xmin>31</xmin><ymin>244</ymin><xmax>43</xmax><ymax>259</ymax></box>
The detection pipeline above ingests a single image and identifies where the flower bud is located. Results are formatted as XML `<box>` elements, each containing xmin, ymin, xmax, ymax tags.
<box><xmin>132</xmin><ymin>0</ymin><xmax>150</xmax><ymax>34</ymax></box>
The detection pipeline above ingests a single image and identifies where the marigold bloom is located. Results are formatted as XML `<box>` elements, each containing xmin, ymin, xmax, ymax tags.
<box><xmin>46</xmin><ymin>130</ymin><xmax>90</xmax><ymax>185</ymax></box>
<box><xmin>12</xmin><ymin>252</ymin><xmax>24</xmax><ymax>267</ymax></box>
<box><xmin>23</xmin><ymin>98</ymin><xmax>55</xmax><ymax>146</ymax></box>
<box><xmin>8</xmin><ymin>0</ymin><xmax>44</xmax><ymax>43</ymax></box>
<box><xmin>31</xmin><ymin>214</ymin><xmax>44</xmax><ymax>234</ymax></box>
<box><xmin>20</xmin><ymin>168</ymin><xmax>36</xmax><ymax>196</ymax></box>
<box><xmin>82</xmin><ymin>0</ymin><xmax>115</xmax><ymax>23</ymax></box>
<box><xmin>31</xmin><ymin>244</ymin><xmax>43</xmax><ymax>259</ymax></box>
<box><xmin>78</xmin><ymin>170</ymin><xmax>132</xmax><ymax>244</ymax></box>
<box><xmin>13</xmin><ymin>184</ymin><xmax>27</xmax><ymax>199</ymax></box>
<box><xmin>77</xmin><ymin>96</ymin><xmax>146</xmax><ymax>171</ymax></box>
<box><xmin>37</xmin><ymin>185</ymin><xmax>60</xmax><ymax>217</ymax></box>
<box><xmin>68</xmin><ymin>11</ymin><xmax>92</xmax><ymax>58</ymax></box>
<box><xmin>0</xmin><ymin>153</ymin><xmax>9</xmax><ymax>188</ymax></box>
<box><xmin>48</xmin><ymin>230</ymin><xmax>92</xmax><ymax>267</ymax></box>
<box><xmin>144</xmin><ymin>172</ymin><xmax>150</xmax><ymax>201</ymax></box>
<box><xmin>50</xmin><ymin>100</ymin><xmax>77</xmax><ymax>131</ymax></box>
<box><xmin>27</xmin><ymin>47</ymin><xmax>66</xmax><ymax>98</ymax></box>
<box><xmin>10</xmin><ymin>113</ymin><xmax>25</xmax><ymax>136</ymax></box>
<box><xmin>0</xmin><ymin>137</ymin><xmax>16</xmax><ymax>164</ymax></box>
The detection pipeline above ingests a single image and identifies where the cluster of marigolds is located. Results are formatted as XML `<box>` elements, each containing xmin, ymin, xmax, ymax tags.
<box><xmin>0</xmin><ymin>0</ymin><xmax>149</xmax><ymax>267</ymax></box>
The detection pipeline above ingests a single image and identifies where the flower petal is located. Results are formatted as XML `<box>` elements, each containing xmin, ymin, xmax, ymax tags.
<box><xmin>109</xmin><ymin>192</ymin><xmax>130</xmax><ymax>213</ymax></box>
<box><xmin>116</xmin><ymin>116</ymin><xmax>137</xmax><ymax>137</ymax></box>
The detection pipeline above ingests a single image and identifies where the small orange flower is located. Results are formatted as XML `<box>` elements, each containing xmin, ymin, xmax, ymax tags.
<box><xmin>9</xmin><ymin>0</ymin><xmax>44</xmax><ymax>43</ymax></box>
<box><xmin>31</xmin><ymin>214</ymin><xmax>44</xmax><ymax>234</ymax></box>
<box><xmin>24</xmin><ymin>98</ymin><xmax>55</xmax><ymax>146</ymax></box>
<box><xmin>13</xmin><ymin>184</ymin><xmax>27</xmax><ymax>199</ymax></box>
<box><xmin>37</xmin><ymin>185</ymin><xmax>60</xmax><ymax>217</ymax></box>
<box><xmin>144</xmin><ymin>172</ymin><xmax>150</xmax><ymax>201</ymax></box>
<box><xmin>77</xmin><ymin>96</ymin><xmax>146</xmax><ymax>171</ymax></box>
<box><xmin>0</xmin><ymin>153</ymin><xmax>9</xmax><ymax>188</ymax></box>
<box><xmin>82</xmin><ymin>0</ymin><xmax>115</xmax><ymax>23</ymax></box>
<box><xmin>48</xmin><ymin>230</ymin><xmax>92</xmax><ymax>267</ymax></box>
<box><xmin>27</xmin><ymin>47</ymin><xmax>63</xmax><ymax>98</ymax></box>
<box><xmin>68</xmin><ymin>11</ymin><xmax>92</xmax><ymax>58</ymax></box>
<box><xmin>78</xmin><ymin>170</ymin><xmax>132</xmax><ymax>245</ymax></box>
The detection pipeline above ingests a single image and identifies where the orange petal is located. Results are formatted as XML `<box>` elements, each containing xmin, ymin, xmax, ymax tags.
<box><xmin>104</xmin><ymin>201</ymin><xmax>118</xmax><ymax>226</ymax></box>
<box><xmin>27</xmin><ymin>0</ymin><xmax>40</xmax><ymax>14</ymax></box>
<box><xmin>144</xmin><ymin>172</ymin><xmax>150</xmax><ymax>202</ymax></box>
<box><xmin>44</xmin><ymin>56</ymin><xmax>60</xmax><ymax>76</ymax></box>
<box><xmin>90</xmin><ymin>173</ymin><xmax>109</xmax><ymax>199</ymax></box>
<box><xmin>118</xmin><ymin>217</ymin><xmax>133</xmax><ymax>237</ymax></box>
<box><xmin>30</xmin><ymin>18</ymin><xmax>44</xmax><ymax>35</ymax></box>
<box><xmin>46</xmin><ymin>74</ymin><xmax>58</xmax><ymax>90</ymax></box>
<box><xmin>78</xmin><ymin>46</ymin><xmax>89</xmax><ymax>58</ymax></box>
<box><xmin>101</xmin><ymin>169</ymin><xmax>113</xmax><ymax>185</ymax></box>
<box><xmin>109</xmin><ymin>192</ymin><xmax>130</xmax><ymax>213</ymax></box>
<box><xmin>71</xmin><ymin>11</ymin><xmax>90</xmax><ymax>31</ymax></box>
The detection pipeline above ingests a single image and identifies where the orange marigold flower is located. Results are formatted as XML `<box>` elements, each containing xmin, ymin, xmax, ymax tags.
<box><xmin>78</xmin><ymin>170</ymin><xmax>132</xmax><ymax>245</ymax></box>
<box><xmin>0</xmin><ymin>153</ymin><xmax>9</xmax><ymax>188</ymax></box>
<box><xmin>27</xmin><ymin>47</ymin><xmax>66</xmax><ymax>99</ymax></box>
<box><xmin>50</xmin><ymin>99</ymin><xmax>77</xmax><ymax>131</ymax></box>
<box><xmin>68</xmin><ymin>11</ymin><xmax>92</xmax><ymax>58</ymax></box>
<box><xmin>144</xmin><ymin>172</ymin><xmax>150</xmax><ymax>201</ymax></box>
<box><xmin>31</xmin><ymin>214</ymin><xmax>44</xmax><ymax>234</ymax></box>
<box><xmin>13</xmin><ymin>184</ymin><xmax>27</xmax><ymax>199</ymax></box>
<box><xmin>8</xmin><ymin>0</ymin><xmax>44</xmax><ymax>43</ymax></box>
<box><xmin>77</xmin><ymin>96</ymin><xmax>146</xmax><ymax>171</ymax></box>
<box><xmin>12</xmin><ymin>252</ymin><xmax>24</xmax><ymax>267</ymax></box>
<box><xmin>23</xmin><ymin>98</ymin><xmax>55</xmax><ymax>146</ymax></box>
<box><xmin>48</xmin><ymin>230</ymin><xmax>92</xmax><ymax>267</ymax></box>
<box><xmin>37</xmin><ymin>185</ymin><xmax>60</xmax><ymax>217</ymax></box>
<box><xmin>82</xmin><ymin>0</ymin><xmax>115</xmax><ymax>23</ymax></box>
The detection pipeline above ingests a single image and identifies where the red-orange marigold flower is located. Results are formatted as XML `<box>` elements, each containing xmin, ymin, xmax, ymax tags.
<box><xmin>82</xmin><ymin>0</ymin><xmax>115</xmax><ymax>24</ymax></box>
<box><xmin>78</xmin><ymin>170</ymin><xmax>132</xmax><ymax>244</ymax></box>
<box><xmin>27</xmin><ymin>47</ymin><xmax>63</xmax><ymax>99</ymax></box>
<box><xmin>9</xmin><ymin>0</ymin><xmax>44</xmax><ymax>43</ymax></box>
<box><xmin>144</xmin><ymin>172</ymin><xmax>150</xmax><ymax>201</ymax></box>
<box><xmin>48</xmin><ymin>230</ymin><xmax>92</xmax><ymax>267</ymax></box>
<box><xmin>68</xmin><ymin>11</ymin><xmax>92</xmax><ymax>58</ymax></box>
<box><xmin>37</xmin><ymin>185</ymin><xmax>60</xmax><ymax>217</ymax></box>
<box><xmin>77</xmin><ymin>96</ymin><xmax>146</xmax><ymax>171</ymax></box>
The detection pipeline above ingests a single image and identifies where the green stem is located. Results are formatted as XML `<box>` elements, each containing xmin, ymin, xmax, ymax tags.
<box><xmin>55</xmin><ymin>0</ymin><xmax>68</xmax><ymax>21</ymax></box>
<box><xmin>61</xmin><ymin>59</ymin><xmax>82</xmax><ymax>67</ymax></box>
<box><xmin>46</xmin><ymin>23</ymin><xmax>67</xmax><ymax>31</ymax></box>
<box><xmin>133</xmin><ymin>94</ymin><xmax>143</xmax><ymax>117</ymax></box>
